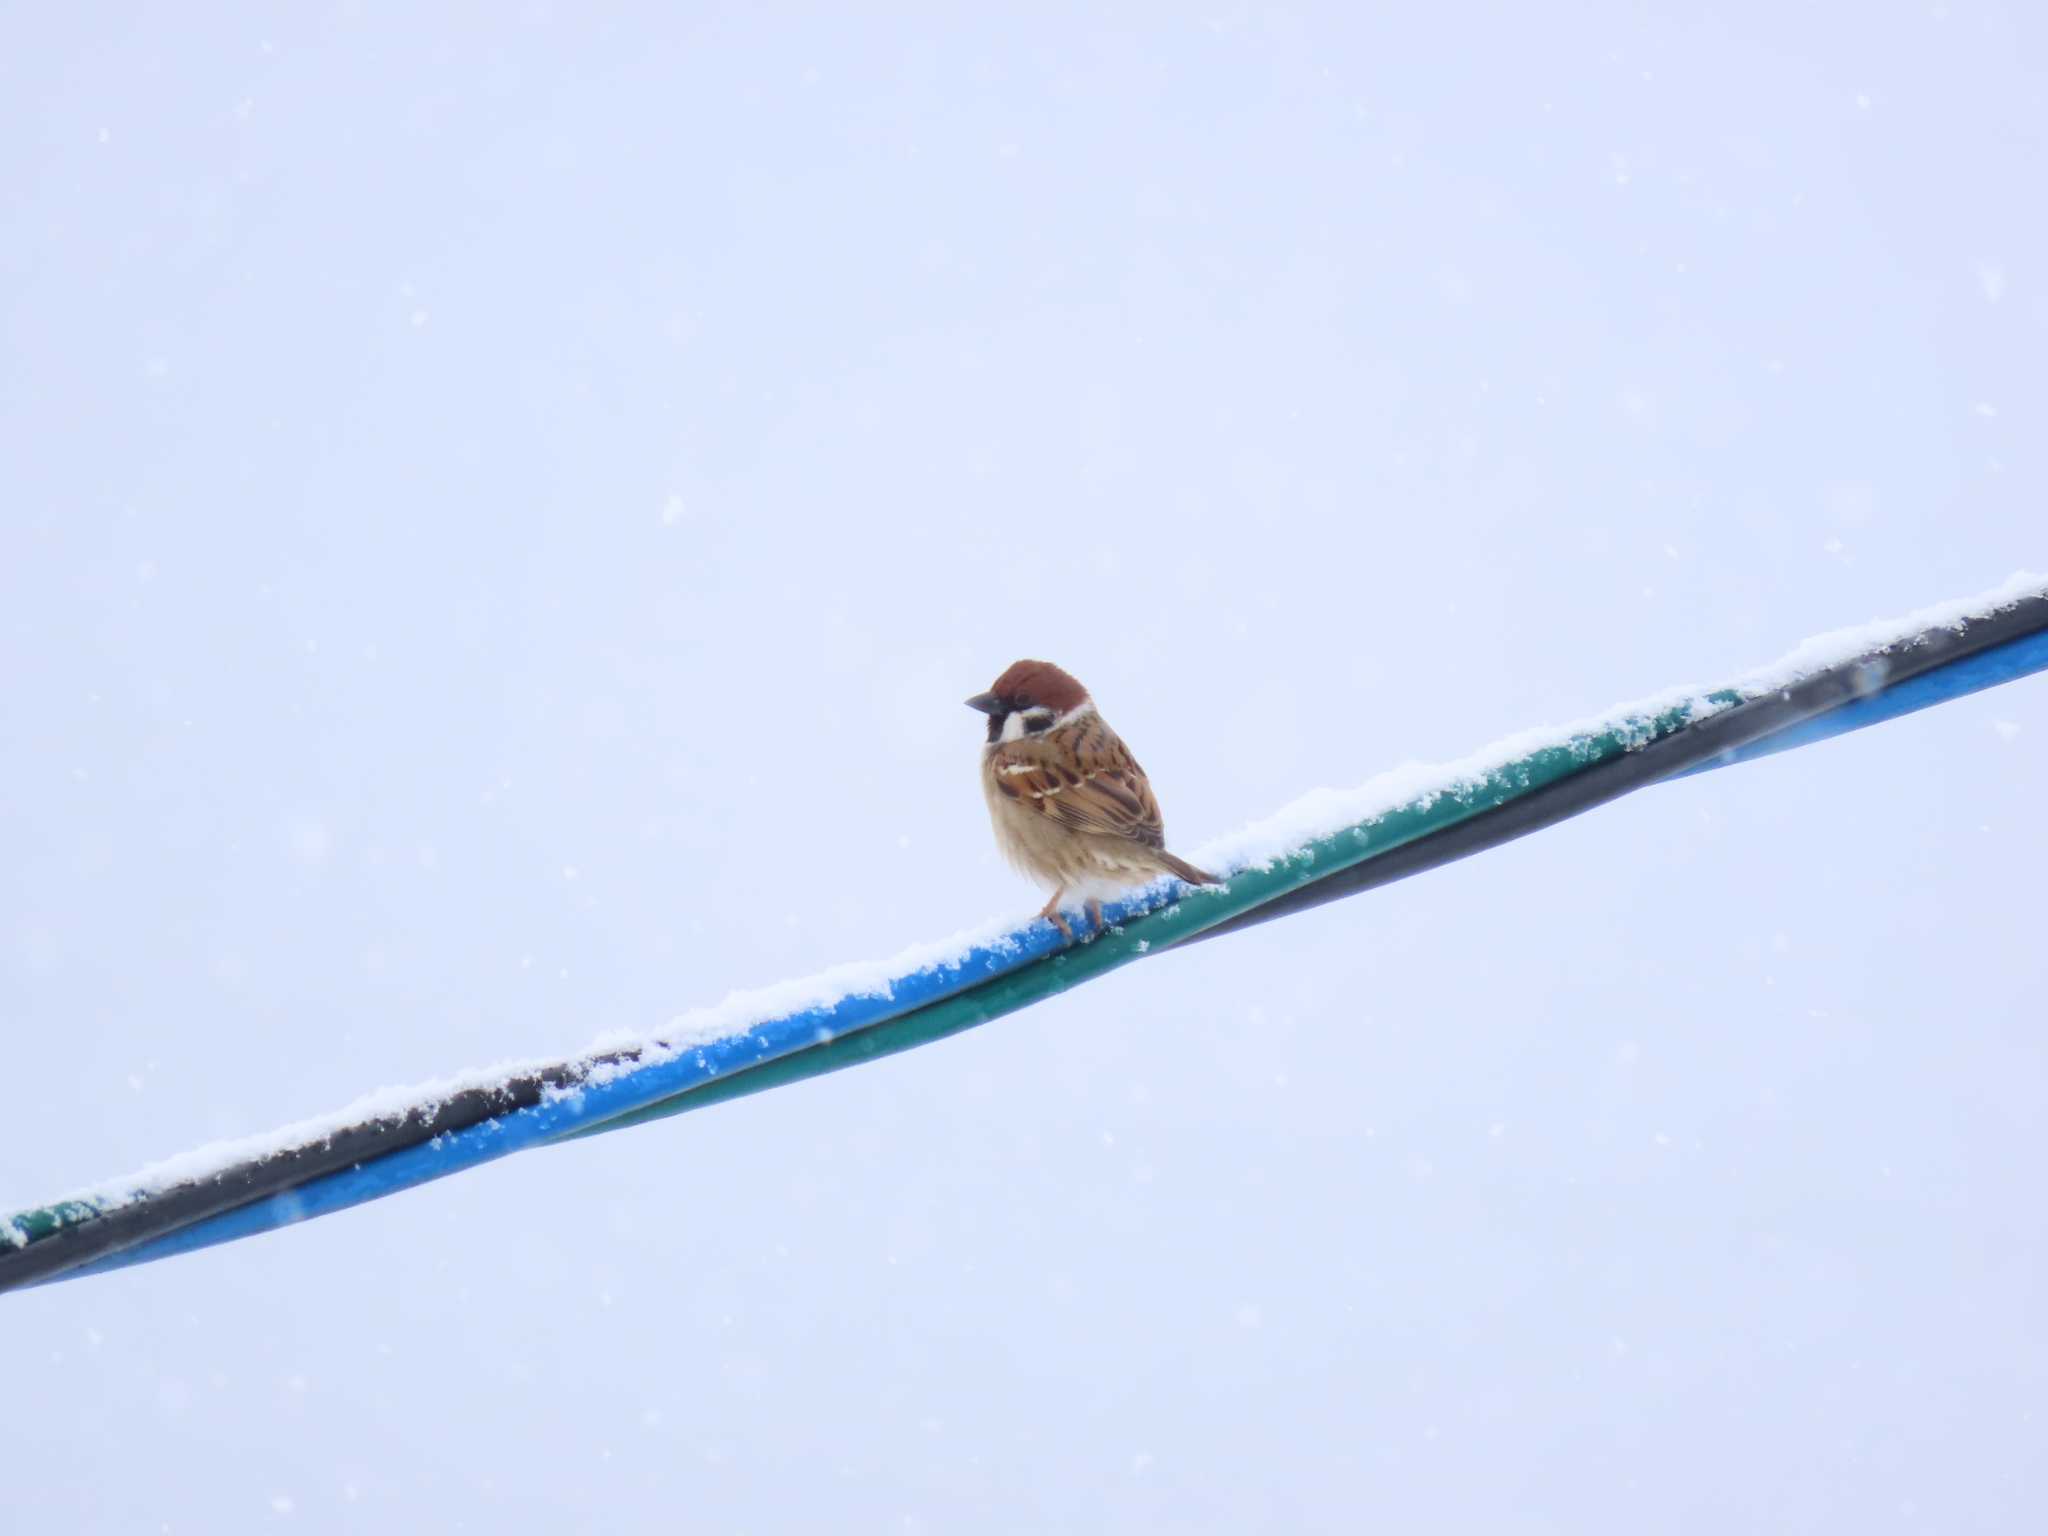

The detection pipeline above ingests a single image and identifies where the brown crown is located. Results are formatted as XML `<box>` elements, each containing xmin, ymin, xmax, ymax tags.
<box><xmin>987</xmin><ymin>659</ymin><xmax>1090</xmax><ymax>713</ymax></box>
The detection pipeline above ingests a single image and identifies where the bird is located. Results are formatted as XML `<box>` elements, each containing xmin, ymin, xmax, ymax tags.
<box><xmin>967</xmin><ymin>659</ymin><xmax>1218</xmax><ymax>940</ymax></box>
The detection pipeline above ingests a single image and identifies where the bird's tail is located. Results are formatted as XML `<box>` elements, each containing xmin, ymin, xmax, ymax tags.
<box><xmin>1158</xmin><ymin>851</ymin><xmax>1220</xmax><ymax>887</ymax></box>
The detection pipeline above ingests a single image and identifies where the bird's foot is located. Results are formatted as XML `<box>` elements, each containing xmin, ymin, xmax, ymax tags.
<box><xmin>1039</xmin><ymin>892</ymin><xmax>1074</xmax><ymax>942</ymax></box>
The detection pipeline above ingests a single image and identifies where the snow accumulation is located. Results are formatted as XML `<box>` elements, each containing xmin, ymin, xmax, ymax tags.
<box><xmin>1199</xmin><ymin>569</ymin><xmax>2046</xmax><ymax>873</ymax></box>
<box><xmin>5</xmin><ymin>1056</ymin><xmax>570</xmax><ymax>1233</ymax></box>
<box><xmin>6</xmin><ymin>571</ymin><xmax>2042</xmax><ymax>1239</ymax></box>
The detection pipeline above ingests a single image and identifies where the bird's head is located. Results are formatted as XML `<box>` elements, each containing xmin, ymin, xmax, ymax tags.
<box><xmin>965</xmin><ymin>660</ymin><xmax>1092</xmax><ymax>744</ymax></box>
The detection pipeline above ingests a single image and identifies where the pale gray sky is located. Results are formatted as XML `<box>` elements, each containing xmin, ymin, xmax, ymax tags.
<box><xmin>4</xmin><ymin>5</ymin><xmax>2044</xmax><ymax>1531</ymax></box>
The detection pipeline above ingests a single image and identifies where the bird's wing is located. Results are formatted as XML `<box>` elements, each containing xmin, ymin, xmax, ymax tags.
<box><xmin>987</xmin><ymin>716</ymin><xmax>1166</xmax><ymax>849</ymax></box>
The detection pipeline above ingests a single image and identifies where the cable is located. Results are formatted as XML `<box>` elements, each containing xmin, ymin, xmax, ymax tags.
<box><xmin>6</xmin><ymin>580</ymin><xmax>2045</xmax><ymax>1293</ymax></box>
<box><xmin>0</xmin><ymin>928</ymin><xmax>1077</xmax><ymax>1291</ymax></box>
<box><xmin>1669</xmin><ymin>623</ymin><xmax>2048</xmax><ymax>776</ymax></box>
<box><xmin>547</xmin><ymin>596</ymin><xmax>2048</xmax><ymax>1137</ymax></box>
<box><xmin>8</xmin><ymin>680</ymin><xmax>1721</xmax><ymax>1289</ymax></box>
<box><xmin>1184</xmin><ymin>600</ymin><xmax>2048</xmax><ymax>945</ymax></box>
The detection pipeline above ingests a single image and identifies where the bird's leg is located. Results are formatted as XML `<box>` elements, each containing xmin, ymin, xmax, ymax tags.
<box><xmin>1085</xmin><ymin>898</ymin><xmax>1104</xmax><ymax>936</ymax></box>
<box><xmin>1038</xmin><ymin>889</ymin><xmax>1073</xmax><ymax>942</ymax></box>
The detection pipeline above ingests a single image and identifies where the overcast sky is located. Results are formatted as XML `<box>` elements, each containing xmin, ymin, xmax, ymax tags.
<box><xmin>4</xmin><ymin>5</ymin><xmax>2044</xmax><ymax>1531</ymax></box>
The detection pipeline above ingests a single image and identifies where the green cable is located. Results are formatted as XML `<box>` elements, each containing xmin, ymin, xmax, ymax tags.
<box><xmin>561</xmin><ymin>691</ymin><xmax>1732</xmax><ymax>1141</ymax></box>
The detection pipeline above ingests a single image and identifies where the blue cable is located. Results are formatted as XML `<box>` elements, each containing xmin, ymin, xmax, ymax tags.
<box><xmin>1673</xmin><ymin>627</ymin><xmax>2048</xmax><ymax>777</ymax></box>
<box><xmin>50</xmin><ymin>889</ymin><xmax>1160</xmax><ymax>1284</ymax></box>
<box><xmin>43</xmin><ymin>621</ymin><xmax>2048</xmax><ymax>1286</ymax></box>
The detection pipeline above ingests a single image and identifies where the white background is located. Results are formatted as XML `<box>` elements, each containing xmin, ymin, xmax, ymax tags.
<box><xmin>4</xmin><ymin>5</ymin><xmax>2044</xmax><ymax>1531</ymax></box>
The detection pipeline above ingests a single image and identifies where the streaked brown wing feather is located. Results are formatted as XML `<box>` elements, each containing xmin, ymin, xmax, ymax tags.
<box><xmin>988</xmin><ymin>716</ymin><xmax>1166</xmax><ymax>848</ymax></box>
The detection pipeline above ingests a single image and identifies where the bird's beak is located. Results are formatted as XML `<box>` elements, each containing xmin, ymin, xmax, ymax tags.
<box><xmin>964</xmin><ymin>692</ymin><xmax>1002</xmax><ymax>714</ymax></box>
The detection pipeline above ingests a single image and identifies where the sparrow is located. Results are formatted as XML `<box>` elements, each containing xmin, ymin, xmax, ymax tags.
<box><xmin>967</xmin><ymin>659</ymin><xmax>1218</xmax><ymax>940</ymax></box>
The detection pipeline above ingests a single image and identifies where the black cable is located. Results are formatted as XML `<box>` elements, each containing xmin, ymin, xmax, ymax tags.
<box><xmin>7</xmin><ymin>587</ymin><xmax>2044</xmax><ymax>1294</ymax></box>
<box><xmin>0</xmin><ymin>1049</ymin><xmax>658</xmax><ymax>1293</ymax></box>
<box><xmin>1182</xmin><ymin>590</ymin><xmax>2048</xmax><ymax>946</ymax></box>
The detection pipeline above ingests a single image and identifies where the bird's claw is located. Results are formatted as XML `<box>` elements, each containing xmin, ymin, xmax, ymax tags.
<box><xmin>1043</xmin><ymin>898</ymin><xmax>1116</xmax><ymax>945</ymax></box>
